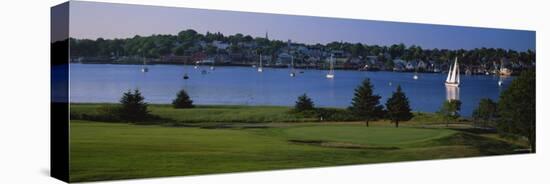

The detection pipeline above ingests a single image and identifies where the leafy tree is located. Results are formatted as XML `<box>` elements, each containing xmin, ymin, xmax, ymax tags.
<box><xmin>172</xmin><ymin>45</ymin><xmax>186</xmax><ymax>56</ymax></box>
<box><xmin>178</xmin><ymin>29</ymin><xmax>198</xmax><ymax>42</ymax></box>
<box><xmin>172</xmin><ymin>89</ymin><xmax>194</xmax><ymax>109</ymax></box>
<box><xmin>205</xmin><ymin>45</ymin><xmax>218</xmax><ymax>55</ymax></box>
<box><xmin>348</xmin><ymin>78</ymin><xmax>384</xmax><ymax>127</ymax></box>
<box><xmin>497</xmin><ymin>70</ymin><xmax>536</xmax><ymax>152</ymax></box>
<box><xmin>119</xmin><ymin>89</ymin><xmax>149</xmax><ymax>123</ymax></box>
<box><xmin>438</xmin><ymin>99</ymin><xmax>462</xmax><ymax>127</ymax></box>
<box><xmin>294</xmin><ymin>93</ymin><xmax>314</xmax><ymax>112</ymax></box>
<box><xmin>350</xmin><ymin>43</ymin><xmax>366</xmax><ymax>57</ymax></box>
<box><xmin>472</xmin><ymin>98</ymin><xmax>498</xmax><ymax>128</ymax></box>
<box><xmin>385</xmin><ymin>85</ymin><xmax>413</xmax><ymax>128</ymax></box>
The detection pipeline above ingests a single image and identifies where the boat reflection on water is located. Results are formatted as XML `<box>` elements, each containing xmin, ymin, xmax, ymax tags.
<box><xmin>446</xmin><ymin>86</ymin><xmax>460</xmax><ymax>101</ymax></box>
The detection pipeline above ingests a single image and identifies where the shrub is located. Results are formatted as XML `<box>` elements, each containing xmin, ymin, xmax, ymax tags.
<box><xmin>294</xmin><ymin>93</ymin><xmax>314</xmax><ymax>112</ymax></box>
<box><xmin>172</xmin><ymin>89</ymin><xmax>194</xmax><ymax>108</ymax></box>
<box><xmin>438</xmin><ymin>99</ymin><xmax>462</xmax><ymax>127</ymax></box>
<box><xmin>119</xmin><ymin>89</ymin><xmax>150</xmax><ymax>123</ymax></box>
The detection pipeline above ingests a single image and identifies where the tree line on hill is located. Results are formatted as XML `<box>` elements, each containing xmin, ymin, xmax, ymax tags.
<box><xmin>68</xmin><ymin>29</ymin><xmax>536</xmax><ymax>70</ymax></box>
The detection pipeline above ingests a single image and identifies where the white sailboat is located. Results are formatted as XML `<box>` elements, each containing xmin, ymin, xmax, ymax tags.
<box><xmin>445</xmin><ymin>57</ymin><xmax>460</xmax><ymax>87</ymax></box>
<box><xmin>194</xmin><ymin>61</ymin><xmax>199</xmax><ymax>69</ymax></box>
<box><xmin>257</xmin><ymin>54</ymin><xmax>263</xmax><ymax>72</ymax></box>
<box><xmin>290</xmin><ymin>55</ymin><xmax>296</xmax><ymax>77</ymax></box>
<box><xmin>141</xmin><ymin>57</ymin><xmax>149</xmax><ymax>72</ymax></box>
<box><xmin>326</xmin><ymin>54</ymin><xmax>335</xmax><ymax>79</ymax></box>
<box><xmin>210</xmin><ymin>59</ymin><xmax>216</xmax><ymax>70</ymax></box>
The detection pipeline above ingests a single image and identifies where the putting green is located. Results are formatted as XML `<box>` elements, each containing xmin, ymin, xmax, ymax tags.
<box><xmin>282</xmin><ymin>125</ymin><xmax>456</xmax><ymax>146</ymax></box>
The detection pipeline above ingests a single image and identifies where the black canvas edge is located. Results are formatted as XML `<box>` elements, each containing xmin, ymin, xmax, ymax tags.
<box><xmin>51</xmin><ymin>1</ymin><xmax>70</xmax><ymax>183</ymax></box>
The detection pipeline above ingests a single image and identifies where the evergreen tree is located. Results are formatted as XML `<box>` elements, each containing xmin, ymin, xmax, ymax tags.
<box><xmin>172</xmin><ymin>89</ymin><xmax>194</xmax><ymax>108</ymax></box>
<box><xmin>119</xmin><ymin>89</ymin><xmax>149</xmax><ymax>123</ymax></box>
<box><xmin>498</xmin><ymin>70</ymin><xmax>536</xmax><ymax>152</ymax></box>
<box><xmin>385</xmin><ymin>85</ymin><xmax>413</xmax><ymax>128</ymax></box>
<box><xmin>348</xmin><ymin>78</ymin><xmax>384</xmax><ymax>127</ymax></box>
<box><xmin>294</xmin><ymin>93</ymin><xmax>314</xmax><ymax>112</ymax></box>
<box><xmin>438</xmin><ymin>99</ymin><xmax>462</xmax><ymax>127</ymax></box>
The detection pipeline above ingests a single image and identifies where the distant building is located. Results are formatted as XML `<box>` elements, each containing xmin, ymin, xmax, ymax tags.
<box><xmin>276</xmin><ymin>52</ymin><xmax>292</xmax><ymax>65</ymax></box>
<box><xmin>393</xmin><ymin>59</ymin><xmax>406</xmax><ymax>71</ymax></box>
<box><xmin>417</xmin><ymin>60</ymin><xmax>428</xmax><ymax>70</ymax></box>
<box><xmin>405</xmin><ymin>60</ymin><xmax>418</xmax><ymax>70</ymax></box>
<box><xmin>212</xmin><ymin>41</ymin><xmax>230</xmax><ymax>50</ymax></box>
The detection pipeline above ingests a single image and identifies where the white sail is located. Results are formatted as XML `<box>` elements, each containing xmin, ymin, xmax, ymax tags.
<box><xmin>445</xmin><ymin>57</ymin><xmax>460</xmax><ymax>86</ymax></box>
<box><xmin>450</xmin><ymin>59</ymin><xmax>457</xmax><ymax>82</ymax></box>
<box><xmin>446</xmin><ymin>64</ymin><xmax>452</xmax><ymax>82</ymax></box>
<box><xmin>326</xmin><ymin>54</ymin><xmax>335</xmax><ymax>79</ymax></box>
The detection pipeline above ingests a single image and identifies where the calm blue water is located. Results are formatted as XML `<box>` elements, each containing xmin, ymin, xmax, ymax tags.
<box><xmin>69</xmin><ymin>63</ymin><xmax>513</xmax><ymax>116</ymax></box>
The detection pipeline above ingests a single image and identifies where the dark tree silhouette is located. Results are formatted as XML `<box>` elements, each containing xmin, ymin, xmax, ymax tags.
<box><xmin>119</xmin><ymin>89</ymin><xmax>149</xmax><ymax>123</ymax></box>
<box><xmin>498</xmin><ymin>70</ymin><xmax>536</xmax><ymax>152</ymax></box>
<box><xmin>294</xmin><ymin>93</ymin><xmax>314</xmax><ymax>112</ymax></box>
<box><xmin>348</xmin><ymin>78</ymin><xmax>384</xmax><ymax>127</ymax></box>
<box><xmin>172</xmin><ymin>89</ymin><xmax>194</xmax><ymax>109</ymax></box>
<box><xmin>385</xmin><ymin>85</ymin><xmax>413</xmax><ymax>128</ymax></box>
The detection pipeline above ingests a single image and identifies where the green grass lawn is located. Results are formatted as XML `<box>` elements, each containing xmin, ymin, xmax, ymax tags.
<box><xmin>70</xmin><ymin>119</ymin><xmax>525</xmax><ymax>182</ymax></box>
<box><xmin>70</xmin><ymin>103</ymin><xmax>317</xmax><ymax>123</ymax></box>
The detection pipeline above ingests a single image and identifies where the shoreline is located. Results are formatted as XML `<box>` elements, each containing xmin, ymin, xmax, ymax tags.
<box><xmin>69</xmin><ymin>62</ymin><xmax>510</xmax><ymax>75</ymax></box>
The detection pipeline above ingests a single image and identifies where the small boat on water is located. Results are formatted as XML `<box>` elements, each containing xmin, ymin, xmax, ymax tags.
<box><xmin>194</xmin><ymin>61</ymin><xmax>200</xmax><ymax>69</ymax></box>
<box><xmin>141</xmin><ymin>57</ymin><xmax>149</xmax><ymax>72</ymax></box>
<box><xmin>413</xmin><ymin>73</ymin><xmax>419</xmax><ymax>80</ymax></box>
<box><xmin>326</xmin><ymin>54</ymin><xmax>335</xmax><ymax>79</ymax></box>
<box><xmin>445</xmin><ymin>57</ymin><xmax>460</xmax><ymax>87</ymax></box>
<box><xmin>182</xmin><ymin>62</ymin><xmax>189</xmax><ymax>79</ymax></box>
<box><xmin>257</xmin><ymin>54</ymin><xmax>263</xmax><ymax>72</ymax></box>
<box><xmin>498</xmin><ymin>80</ymin><xmax>503</xmax><ymax>86</ymax></box>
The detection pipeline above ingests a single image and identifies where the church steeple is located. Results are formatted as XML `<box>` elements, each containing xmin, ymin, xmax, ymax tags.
<box><xmin>265</xmin><ymin>31</ymin><xmax>269</xmax><ymax>40</ymax></box>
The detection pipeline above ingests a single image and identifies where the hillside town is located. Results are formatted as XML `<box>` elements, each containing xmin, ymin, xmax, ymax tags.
<box><xmin>69</xmin><ymin>29</ymin><xmax>536</xmax><ymax>75</ymax></box>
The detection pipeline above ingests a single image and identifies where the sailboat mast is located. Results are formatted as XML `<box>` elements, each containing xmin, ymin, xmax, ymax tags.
<box><xmin>450</xmin><ymin>59</ymin><xmax>458</xmax><ymax>82</ymax></box>
<box><xmin>291</xmin><ymin>55</ymin><xmax>295</xmax><ymax>72</ymax></box>
<box><xmin>259</xmin><ymin>54</ymin><xmax>262</xmax><ymax>67</ymax></box>
<box><xmin>456</xmin><ymin>59</ymin><xmax>460</xmax><ymax>84</ymax></box>
<box><xmin>330</xmin><ymin>54</ymin><xmax>334</xmax><ymax>73</ymax></box>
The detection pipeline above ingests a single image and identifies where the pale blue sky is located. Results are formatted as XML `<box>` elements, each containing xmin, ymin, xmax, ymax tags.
<box><xmin>68</xmin><ymin>1</ymin><xmax>535</xmax><ymax>51</ymax></box>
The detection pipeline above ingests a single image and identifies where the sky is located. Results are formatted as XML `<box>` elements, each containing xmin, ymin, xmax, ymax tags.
<box><xmin>68</xmin><ymin>1</ymin><xmax>535</xmax><ymax>51</ymax></box>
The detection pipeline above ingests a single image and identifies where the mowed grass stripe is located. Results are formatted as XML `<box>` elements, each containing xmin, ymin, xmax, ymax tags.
<box><xmin>69</xmin><ymin>121</ymin><xmax>481</xmax><ymax>182</ymax></box>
